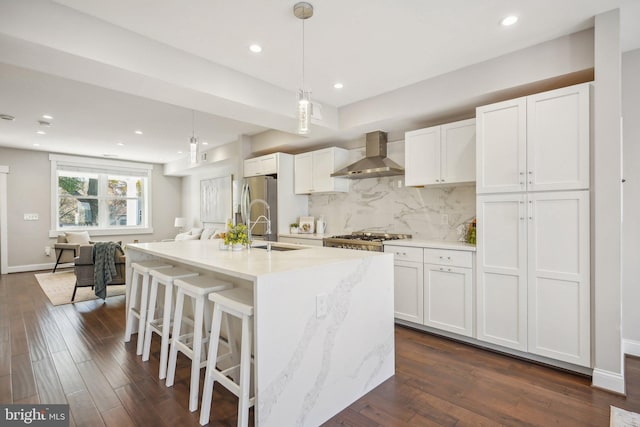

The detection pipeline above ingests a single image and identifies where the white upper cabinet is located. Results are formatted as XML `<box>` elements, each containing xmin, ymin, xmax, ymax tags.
<box><xmin>476</xmin><ymin>83</ymin><xmax>590</xmax><ymax>194</ymax></box>
<box><xmin>244</xmin><ymin>153</ymin><xmax>278</xmax><ymax>177</ymax></box>
<box><xmin>405</xmin><ymin>126</ymin><xmax>441</xmax><ymax>186</ymax></box>
<box><xmin>441</xmin><ymin>119</ymin><xmax>477</xmax><ymax>184</ymax></box>
<box><xmin>476</xmin><ymin>98</ymin><xmax>527</xmax><ymax>194</ymax></box>
<box><xmin>405</xmin><ymin>118</ymin><xmax>475</xmax><ymax>186</ymax></box>
<box><xmin>294</xmin><ymin>147</ymin><xmax>349</xmax><ymax>194</ymax></box>
<box><xmin>526</xmin><ymin>85</ymin><xmax>590</xmax><ymax>192</ymax></box>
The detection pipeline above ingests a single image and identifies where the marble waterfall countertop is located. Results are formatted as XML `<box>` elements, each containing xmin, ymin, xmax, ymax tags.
<box><xmin>125</xmin><ymin>239</ymin><xmax>395</xmax><ymax>427</ymax></box>
<box><xmin>126</xmin><ymin>239</ymin><xmax>386</xmax><ymax>280</ymax></box>
<box><xmin>384</xmin><ymin>239</ymin><xmax>476</xmax><ymax>251</ymax></box>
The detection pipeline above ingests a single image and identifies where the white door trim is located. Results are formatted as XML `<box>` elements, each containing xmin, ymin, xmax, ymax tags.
<box><xmin>0</xmin><ymin>165</ymin><xmax>8</xmax><ymax>274</ymax></box>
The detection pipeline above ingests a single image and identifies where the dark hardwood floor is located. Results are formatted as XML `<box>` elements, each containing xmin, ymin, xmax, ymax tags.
<box><xmin>1</xmin><ymin>271</ymin><xmax>639</xmax><ymax>426</ymax></box>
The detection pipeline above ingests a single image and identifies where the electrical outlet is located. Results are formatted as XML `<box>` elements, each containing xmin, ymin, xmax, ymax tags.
<box><xmin>397</xmin><ymin>179</ymin><xmax>403</xmax><ymax>188</ymax></box>
<box><xmin>24</xmin><ymin>213</ymin><xmax>39</xmax><ymax>221</ymax></box>
<box><xmin>44</xmin><ymin>246</ymin><xmax>51</xmax><ymax>256</ymax></box>
<box><xmin>441</xmin><ymin>214</ymin><xmax>449</xmax><ymax>225</ymax></box>
<box><xmin>316</xmin><ymin>293</ymin><xmax>328</xmax><ymax>318</ymax></box>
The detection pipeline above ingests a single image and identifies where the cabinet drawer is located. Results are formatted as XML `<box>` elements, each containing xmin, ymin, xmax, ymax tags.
<box><xmin>424</xmin><ymin>248</ymin><xmax>472</xmax><ymax>268</ymax></box>
<box><xmin>384</xmin><ymin>246</ymin><xmax>423</xmax><ymax>263</ymax></box>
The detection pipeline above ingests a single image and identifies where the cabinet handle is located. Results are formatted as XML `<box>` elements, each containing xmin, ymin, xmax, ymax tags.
<box><xmin>439</xmin><ymin>267</ymin><xmax>444</xmax><ymax>271</ymax></box>
<box><xmin>435</xmin><ymin>179</ymin><xmax>440</xmax><ymax>183</ymax></box>
<box><xmin>448</xmin><ymin>268</ymin><xmax>452</xmax><ymax>272</ymax></box>
<box><xmin>528</xmin><ymin>200</ymin><xmax>533</xmax><ymax>220</ymax></box>
<box><xmin>528</xmin><ymin>171</ymin><xmax>533</xmax><ymax>175</ymax></box>
<box><xmin>441</xmin><ymin>179</ymin><xmax>445</xmax><ymax>182</ymax></box>
<box><xmin>520</xmin><ymin>172</ymin><xmax>524</xmax><ymax>175</ymax></box>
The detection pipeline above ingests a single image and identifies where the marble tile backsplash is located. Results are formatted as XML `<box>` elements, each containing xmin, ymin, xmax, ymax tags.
<box><xmin>309</xmin><ymin>177</ymin><xmax>476</xmax><ymax>241</ymax></box>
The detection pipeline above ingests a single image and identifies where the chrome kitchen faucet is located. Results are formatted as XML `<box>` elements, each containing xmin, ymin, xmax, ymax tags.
<box><xmin>247</xmin><ymin>198</ymin><xmax>272</xmax><ymax>251</ymax></box>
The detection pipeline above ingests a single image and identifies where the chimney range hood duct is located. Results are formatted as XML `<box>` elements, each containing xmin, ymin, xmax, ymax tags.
<box><xmin>331</xmin><ymin>131</ymin><xmax>404</xmax><ymax>179</ymax></box>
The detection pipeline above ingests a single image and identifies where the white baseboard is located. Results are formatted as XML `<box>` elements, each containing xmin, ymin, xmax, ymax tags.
<box><xmin>6</xmin><ymin>262</ymin><xmax>72</xmax><ymax>273</ymax></box>
<box><xmin>623</xmin><ymin>339</ymin><xmax>640</xmax><ymax>357</ymax></box>
<box><xmin>592</xmin><ymin>368</ymin><xmax>626</xmax><ymax>394</ymax></box>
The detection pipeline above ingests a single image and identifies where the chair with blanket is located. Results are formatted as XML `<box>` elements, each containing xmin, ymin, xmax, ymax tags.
<box><xmin>73</xmin><ymin>242</ymin><xmax>126</xmax><ymax>301</ymax></box>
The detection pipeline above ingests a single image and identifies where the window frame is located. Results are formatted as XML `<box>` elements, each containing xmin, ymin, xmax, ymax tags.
<box><xmin>49</xmin><ymin>154</ymin><xmax>154</xmax><ymax>237</ymax></box>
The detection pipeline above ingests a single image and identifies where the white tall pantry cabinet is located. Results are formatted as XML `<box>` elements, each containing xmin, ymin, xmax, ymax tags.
<box><xmin>475</xmin><ymin>83</ymin><xmax>591</xmax><ymax>367</ymax></box>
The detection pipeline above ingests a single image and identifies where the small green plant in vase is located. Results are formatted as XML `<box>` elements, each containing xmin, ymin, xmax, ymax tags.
<box><xmin>225</xmin><ymin>221</ymin><xmax>249</xmax><ymax>249</ymax></box>
<box><xmin>290</xmin><ymin>223</ymin><xmax>299</xmax><ymax>234</ymax></box>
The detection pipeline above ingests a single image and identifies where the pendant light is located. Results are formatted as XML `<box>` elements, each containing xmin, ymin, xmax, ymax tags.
<box><xmin>189</xmin><ymin>110</ymin><xmax>199</xmax><ymax>164</ymax></box>
<box><xmin>294</xmin><ymin>2</ymin><xmax>313</xmax><ymax>135</ymax></box>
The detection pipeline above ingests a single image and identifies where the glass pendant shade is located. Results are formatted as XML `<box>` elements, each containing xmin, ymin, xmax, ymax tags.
<box><xmin>297</xmin><ymin>90</ymin><xmax>311</xmax><ymax>135</ymax></box>
<box><xmin>189</xmin><ymin>135</ymin><xmax>198</xmax><ymax>164</ymax></box>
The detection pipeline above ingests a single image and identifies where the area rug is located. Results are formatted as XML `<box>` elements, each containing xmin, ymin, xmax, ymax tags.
<box><xmin>35</xmin><ymin>271</ymin><xmax>126</xmax><ymax>306</ymax></box>
<box><xmin>611</xmin><ymin>406</ymin><xmax>640</xmax><ymax>427</ymax></box>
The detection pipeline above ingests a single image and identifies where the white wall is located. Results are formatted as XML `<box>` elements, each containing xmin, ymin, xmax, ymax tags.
<box><xmin>178</xmin><ymin>139</ymin><xmax>247</xmax><ymax>231</ymax></box>
<box><xmin>592</xmin><ymin>9</ymin><xmax>624</xmax><ymax>393</ymax></box>
<box><xmin>0</xmin><ymin>146</ymin><xmax>182</xmax><ymax>272</ymax></box>
<box><xmin>622</xmin><ymin>48</ymin><xmax>640</xmax><ymax>354</ymax></box>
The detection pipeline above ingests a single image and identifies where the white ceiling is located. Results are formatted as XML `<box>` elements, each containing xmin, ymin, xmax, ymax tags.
<box><xmin>0</xmin><ymin>0</ymin><xmax>638</xmax><ymax>164</ymax></box>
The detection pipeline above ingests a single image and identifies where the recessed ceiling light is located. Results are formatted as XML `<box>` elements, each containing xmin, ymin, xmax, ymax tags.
<box><xmin>134</xmin><ymin>130</ymin><xmax>143</xmax><ymax>135</ymax></box>
<box><xmin>116</xmin><ymin>142</ymin><xmax>125</xmax><ymax>146</ymax></box>
<box><xmin>249</xmin><ymin>44</ymin><xmax>262</xmax><ymax>53</ymax></box>
<box><xmin>177</xmin><ymin>150</ymin><xmax>183</xmax><ymax>154</ymax></box>
<box><xmin>36</xmin><ymin>130</ymin><xmax>46</xmax><ymax>135</ymax></box>
<box><xmin>202</xmin><ymin>141</ymin><xmax>209</xmax><ymax>146</ymax></box>
<box><xmin>501</xmin><ymin>15</ymin><xmax>518</xmax><ymax>26</ymax></box>
<box><xmin>333</xmin><ymin>82</ymin><xmax>344</xmax><ymax>89</ymax></box>
<box><xmin>42</xmin><ymin>114</ymin><xmax>53</xmax><ymax>120</ymax></box>
<box><xmin>33</xmin><ymin>143</ymin><xmax>40</xmax><ymax>147</ymax></box>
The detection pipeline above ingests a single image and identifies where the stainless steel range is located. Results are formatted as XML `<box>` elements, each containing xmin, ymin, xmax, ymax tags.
<box><xmin>323</xmin><ymin>232</ymin><xmax>411</xmax><ymax>251</ymax></box>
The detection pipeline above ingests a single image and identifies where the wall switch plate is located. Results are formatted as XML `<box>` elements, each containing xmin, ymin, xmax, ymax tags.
<box><xmin>440</xmin><ymin>214</ymin><xmax>449</xmax><ymax>225</ymax></box>
<box><xmin>44</xmin><ymin>246</ymin><xmax>51</xmax><ymax>256</ymax></box>
<box><xmin>24</xmin><ymin>213</ymin><xmax>39</xmax><ymax>221</ymax></box>
<box><xmin>397</xmin><ymin>180</ymin><xmax>403</xmax><ymax>188</ymax></box>
<box><xmin>316</xmin><ymin>293</ymin><xmax>328</xmax><ymax>318</ymax></box>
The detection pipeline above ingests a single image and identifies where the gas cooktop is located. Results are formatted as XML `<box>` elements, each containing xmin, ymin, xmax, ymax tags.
<box><xmin>323</xmin><ymin>232</ymin><xmax>412</xmax><ymax>251</ymax></box>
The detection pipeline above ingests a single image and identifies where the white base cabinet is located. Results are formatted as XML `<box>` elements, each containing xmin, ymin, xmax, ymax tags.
<box><xmin>476</xmin><ymin>191</ymin><xmax>590</xmax><ymax>367</ymax></box>
<box><xmin>385</xmin><ymin>244</ymin><xmax>474</xmax><ymax>336</ymax></box>
<box><xmin>424</xmin><ymin>264</ymin><xmax>473</xmax><ymax>337</ymax></box>
<box><xmin>278</xmin><ymin>235</ymin><xmax>323</xmax><ymax>247</ymax></box>
<box><xmin>386</xmin><ymin>246</ymin><xmax>424</xmax><ymax>323</ymax></box>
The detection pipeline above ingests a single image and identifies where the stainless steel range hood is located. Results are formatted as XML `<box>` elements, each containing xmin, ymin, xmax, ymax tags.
<box><xmin>331</xmin><ymin>131</ymin><xmax>404</xmax><ymax>179</ymax></box>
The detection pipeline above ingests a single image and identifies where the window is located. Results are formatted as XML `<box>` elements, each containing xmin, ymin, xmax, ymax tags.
<box><xmin>50</xmin><ymin>154</ymin><xmax>153</xmax><ymax>236</ymax></box>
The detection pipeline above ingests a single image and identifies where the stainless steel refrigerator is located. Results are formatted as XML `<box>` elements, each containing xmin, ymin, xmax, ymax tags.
<box><xmin>240</xmin><ymin>175</ymin><xmax>278</xmax><ymax>241</ymax></box>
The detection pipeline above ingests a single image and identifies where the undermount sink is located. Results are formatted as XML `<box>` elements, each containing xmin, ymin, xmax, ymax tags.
<box><xmin>252</xmin><ymin>244</ymin><xmax>305</xmax><ymax>252</ymax></box>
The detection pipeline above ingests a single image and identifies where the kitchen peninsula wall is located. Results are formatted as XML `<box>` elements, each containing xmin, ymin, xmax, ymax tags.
<box><xmin>309</xmin><ymin>177</ymin><xmax>475</xmax><ymax>241</ymax></box>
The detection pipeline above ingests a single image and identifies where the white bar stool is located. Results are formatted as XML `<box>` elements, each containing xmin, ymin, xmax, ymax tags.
<box><xmin>124</xmin><ymin>260</ymin><xmax>173</xmax><ymax>355</ymax></box>
<box><xmin>200</xmin><ymin>288</ymin><xmax>254</xmax><ymax>427</ymax></box>
<box><xmin>166</xmin><ymin>275</ymin><xmax>234</xmax><ymax>412</ymax></box>
<box><xmin>142</xmin><ymin>267</ymin><xmax>199</xmax><ymax>380</ymax></box>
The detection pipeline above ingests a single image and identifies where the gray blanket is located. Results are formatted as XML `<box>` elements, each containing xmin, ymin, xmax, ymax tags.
<box><xmin>93</xmin><ymin>241</ymin><xmax>123</xmax><ymax>299</ymax></box>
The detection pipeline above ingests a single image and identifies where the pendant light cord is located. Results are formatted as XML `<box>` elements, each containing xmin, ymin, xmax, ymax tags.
<box><xmin>302</xmin><ymin>17</ymin><xmax>305</xmax><ymax>90</ymax></box>
<box><xmin>191</xmin><ymin>110</ymin><xmax>195</xmax><ymax>138</ymax></box>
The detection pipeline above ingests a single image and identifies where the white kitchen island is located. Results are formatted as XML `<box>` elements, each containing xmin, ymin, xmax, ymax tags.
<box><xmin>125</xmin><ymin>239</ymin><xmax>395</xmax><ymax>426</ymax></box>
